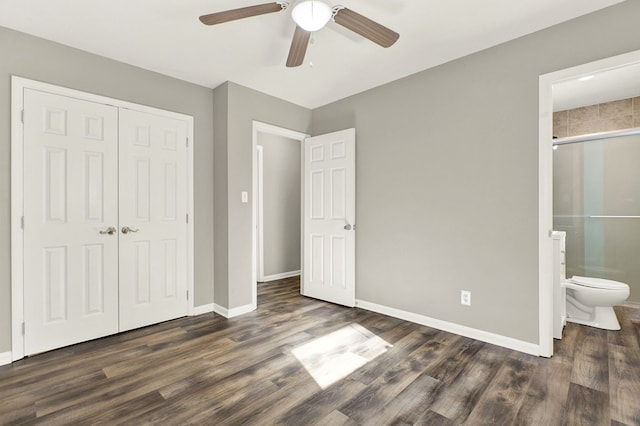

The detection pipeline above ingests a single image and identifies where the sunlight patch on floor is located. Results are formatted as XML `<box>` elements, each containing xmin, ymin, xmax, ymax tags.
<box><xmin>291</xmin><ymin>323</ymin><xmax>392</xmax><ymax>389</ymax></box>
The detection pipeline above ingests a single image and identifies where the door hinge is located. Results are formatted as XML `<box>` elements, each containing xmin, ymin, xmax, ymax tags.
<box><xmin>186</xmin><ymin>290</ymin><xmax>189</xmax><ymax>300</ymax></box>
<box><xmin>21</xmin><ymin>216</ymin><xmax>24</xmax><ymax>230</ymax></box>
<box><xmin>186</xmin><ymin>213</ymin><xmax>189</xmax><ymax>224</ymax></box>
<box><xmin>21</xmin><ymin>109</ymin><xmax>24</xmax><ymax>124</ymax></box>
<box><xmin>22</xmin><ymin>322</ymin><xmax>25</xmax><ymax>336</ymax></box>
<box><xmin>186</xmin><ymin>137</ymin><xmax>189</xmax><ymax>148</ymax></box>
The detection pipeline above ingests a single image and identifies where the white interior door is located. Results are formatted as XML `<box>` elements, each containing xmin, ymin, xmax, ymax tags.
<box><xmin>302</xmin><ymin>128</ymin><xmax>356</xmax><ymax>307</ymax></box>
<box><xmin>118</xmin><ymin>109</ymin><xmax>189</xmax><ymax>331</ymax></box>
<box><xmin>23</xmin><ymin>89</ymin><xmax>119</xmax><ymax>355</ymax></box>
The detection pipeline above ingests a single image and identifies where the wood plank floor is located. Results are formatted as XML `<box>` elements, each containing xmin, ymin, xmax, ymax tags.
<box><xmin>1</xmin><ymin>277</ymin><xmax>639</xmax><ymax>425</ymax></box>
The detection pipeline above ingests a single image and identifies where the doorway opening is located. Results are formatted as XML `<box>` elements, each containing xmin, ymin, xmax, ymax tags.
<box><xmin>538</xmin><ymin>49</ymin><xmax>640</xmax><ymax>357</ymax></box>
<box><xmin>252</xmin><ymin>121</ymin><xmax>308</xmax><ymax>308</ymax></box>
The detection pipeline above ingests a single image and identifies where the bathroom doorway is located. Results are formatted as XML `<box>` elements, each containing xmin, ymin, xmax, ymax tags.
<box><xmin>538</xmin><ymin>49</ymin><xmax>640</xmax><ymax>356</ymax></box>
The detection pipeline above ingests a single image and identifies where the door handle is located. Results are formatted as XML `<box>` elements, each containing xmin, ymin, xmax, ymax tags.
<box><xmin>344</xmin><ymin>224</ymin><xmax>354</xmax><ymax>231</ymax></box>
<box><xmin>99</xmin><ymin>226</ymin><xmax>117</xmax><ymax>235</ymax></box>
<box><xmin>121</xmin><ymin>226</ymin><xmax>140</xmax><ymax>234</ymax></box>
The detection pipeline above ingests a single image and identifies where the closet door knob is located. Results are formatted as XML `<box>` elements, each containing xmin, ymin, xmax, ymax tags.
<box><xmin>121</xmin><ymin>226</ymin><xmax>139</xmax><ymax>234</ymax></box>
<box><xmin>99</xmin><ymin>226</ymin><xmax>117</xmax><ymax>235</ymax></box>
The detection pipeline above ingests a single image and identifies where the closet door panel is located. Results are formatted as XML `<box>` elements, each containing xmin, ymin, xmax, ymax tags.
<box><xmin>118</xmin><ymin>109</ymin><xmax>188</xmax><ymax>331</ymax></box>
<box><xmin>23</xmin><ymin>89</ymin><xmax>119</xmax><ymax>356</ymax></box>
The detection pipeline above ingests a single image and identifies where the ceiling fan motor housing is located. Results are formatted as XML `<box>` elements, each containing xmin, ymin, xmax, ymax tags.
<box><xmin>291</xmin><ymin>1</ymin><xmax>333</xmax><ymax>32</ymax></box>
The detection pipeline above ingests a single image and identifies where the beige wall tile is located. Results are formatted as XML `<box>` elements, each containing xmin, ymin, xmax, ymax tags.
<box><xmin>601</xmin><ymin>115</ymin><xmax>633</xmax><ymax>131</ymax></box>
<box><xmin>567</xmin><ymin>116</ymin><xmax>632</xmax><ymax>136</ymax></box>
<box><xmin>562</xmin><ymin>97</ymin><xmax>639</xmax><ymax>136</ymax></box>
<box><xmin>553</xmin><ymin>110</ymin><xmax>568</xmax><ymax>127</ymax></box>
<box><xmin>568</xmin><ymin>105</ymin><xmax>598</xmax><ymax>123</ymax></box>
<box><xmin>553</xmin><ymin>125</ymin><xmax>567</xmax><ymax>138</ymax></box>
<box><xmin>599</xmin><ymin>99</ymin><xmax>632</xmax><ymax>118</ymax></box>
<box><xmin>568</xmin><ymin>120</ymin><xmax>600</xmax><ymax>136</ymax></box>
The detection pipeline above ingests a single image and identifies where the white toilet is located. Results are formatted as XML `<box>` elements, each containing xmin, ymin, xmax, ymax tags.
<box><xmin>552</xmin><ymin>231</ymin><xmax>630</xmax><ymax>333</ymax></box>
<box><xmin>564</xmin><ymin>276</ymin><xmax>629</xmax><ymax>330</ymax></box>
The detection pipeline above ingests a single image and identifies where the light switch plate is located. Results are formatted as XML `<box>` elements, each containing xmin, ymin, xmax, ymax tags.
<box><xmin>241</xmin><ymin>191</ymin><xmax>248</xmax><ymax>203</ymax></box>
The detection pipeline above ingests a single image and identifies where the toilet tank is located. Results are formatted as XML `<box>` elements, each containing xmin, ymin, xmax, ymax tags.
<box><xmin>552</xmin><ymin>231</ymin><xmax>567</xmax><ymax>339</ymax></box>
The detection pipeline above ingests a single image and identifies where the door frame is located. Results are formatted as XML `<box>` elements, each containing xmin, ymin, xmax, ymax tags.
<box><xmin>11</xmin><ymin>76</ymin><xmax>195</xmax><ymax>361</ymax></box>
<box><xmin>537</xmin><ymin>49</ymin><xmax>640</xmax><ymax>357</ymax></box>
<box><xmin>251</xmin><ymin>121</ymin><xmax>308</xmax><ymax>307</ymax></box>
<box><xmin>255</xmin><ymin>144</ymin><xmax>265</xmax><ymax>282</ymax></box>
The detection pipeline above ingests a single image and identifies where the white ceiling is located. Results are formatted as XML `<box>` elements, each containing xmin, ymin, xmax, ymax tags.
<box><xmin>0</xmin><ymin>0</ymin><xmax>626</xmax><ymax>109</ymax></box>
<box><xmin>553</xmin><ymin>62</ymin><xmax>640</xmax><ymax>111</ymax></box>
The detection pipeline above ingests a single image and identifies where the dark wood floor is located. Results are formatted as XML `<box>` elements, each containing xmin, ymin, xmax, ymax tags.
<box><xmin>1</xmin><ymin>277</ymin><xmax>639</xmax><ymax>425</ymax></box>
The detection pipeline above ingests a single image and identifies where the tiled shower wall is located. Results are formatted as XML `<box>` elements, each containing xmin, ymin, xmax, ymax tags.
<box><xmin>553</xmin><ymin>97</ymin><xmax>640</xmax><ymax>138</ymax></box>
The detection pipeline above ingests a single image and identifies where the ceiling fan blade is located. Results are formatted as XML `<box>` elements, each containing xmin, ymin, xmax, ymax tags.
<box><xmin>333</xmin><ymin>8</ymin><xmax>399</xmax><ymax>48</ymax></box>
<box><xmin>286</xmin><ymin>26</ymin><xmax>311</xmax><ymax>68</ymax></box>
<box><xmin>199</xmin><ymin>2</ymin><xmax>285</xmax><ymax>26</ymax></box>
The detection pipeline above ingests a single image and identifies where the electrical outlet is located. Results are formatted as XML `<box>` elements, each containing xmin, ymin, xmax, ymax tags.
<box><xmin>461</xmin><ymin>290</ymin><xmax>471</xmax><ymax>306</ymax></box>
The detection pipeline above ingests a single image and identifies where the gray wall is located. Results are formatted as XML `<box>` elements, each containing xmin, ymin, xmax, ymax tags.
<box><xmin>258</xmin><ymin>133</ymin><xmax>301</xmax><ymax>277</ymax></box>
<box><xmin>312</xmin><ymin>0</ymin><xmax>640</xmax><ymax>344</ymax></box>
<box><xmin>215</xmin><ymin>82</ymin><xmax>311</xmax><ymax>309</ymax></box>
<box><xmin>0</xmin><ymin>27</ymin><xmax>215</xmax><ymax>353</ymax></box>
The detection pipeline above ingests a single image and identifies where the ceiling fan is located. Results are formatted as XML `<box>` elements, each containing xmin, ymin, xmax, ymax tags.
<box><xmin>199</xmin><ymin>1</ymin><xmax>399</xmax><ymax>67</ymax></box>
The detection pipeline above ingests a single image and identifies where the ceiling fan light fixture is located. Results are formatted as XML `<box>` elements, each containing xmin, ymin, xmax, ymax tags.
<box><xmin>291</xmin><ymin>0</ymin><xmax>332</xmax><ymax>32</ymax></box>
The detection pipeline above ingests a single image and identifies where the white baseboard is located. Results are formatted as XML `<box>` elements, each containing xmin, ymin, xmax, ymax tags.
<box><xmin>193</xmin><ymin>303</ymin><xmax>215</xmax><ymax>316</ymax></box>
<box><xmin>213</xmin><ymin>303</ymin><xmax>230</xmax><ymax>318</ymax></box>
<box><xmin>0</xmin><ymin>351</ymin><xmax>12</xmax><ymax>366</ymax></box>
<box><xmin>355</xmin><ymin>299</ymin><xmax>540</xmax><ymax>356</ymax></box>
<box><xmin>213</xmin><ymin>303</ymin><xmax>256</xmax><ymax>319</ymax></box>
<box><xmin>259</xmin><ymin>270</ymin><xmax>301</xmax><ymax>283</ymax></box>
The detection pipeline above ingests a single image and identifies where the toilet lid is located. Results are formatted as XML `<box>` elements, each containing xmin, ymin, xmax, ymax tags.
<box><xmin>570</xmin><ymin>276</ymin><xmax>628</xmax><ymax>290</ymax></box>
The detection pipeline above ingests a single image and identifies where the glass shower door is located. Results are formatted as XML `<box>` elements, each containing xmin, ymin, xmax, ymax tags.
<box><xmin>553</xmin><ymin>133</ymin><xmax>640</xmax><ymax>302</ymax></box>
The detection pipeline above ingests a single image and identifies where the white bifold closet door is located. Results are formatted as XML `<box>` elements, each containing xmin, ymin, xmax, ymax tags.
<box><xmin>23</xmin><ymin>90</ymin><xmax>188</xmax><ymax>356</ymax></box>
<box><xmin>23</xmin><ymin>89</ymin><xmax>120</xmax><ymax>355</ymax></box>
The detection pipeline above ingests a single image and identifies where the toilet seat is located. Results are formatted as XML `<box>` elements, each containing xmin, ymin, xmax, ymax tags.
<box><xmin>570</xmin><ymin>276</ymin><xmax>629</xmax><ymax>290</ymax></box>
